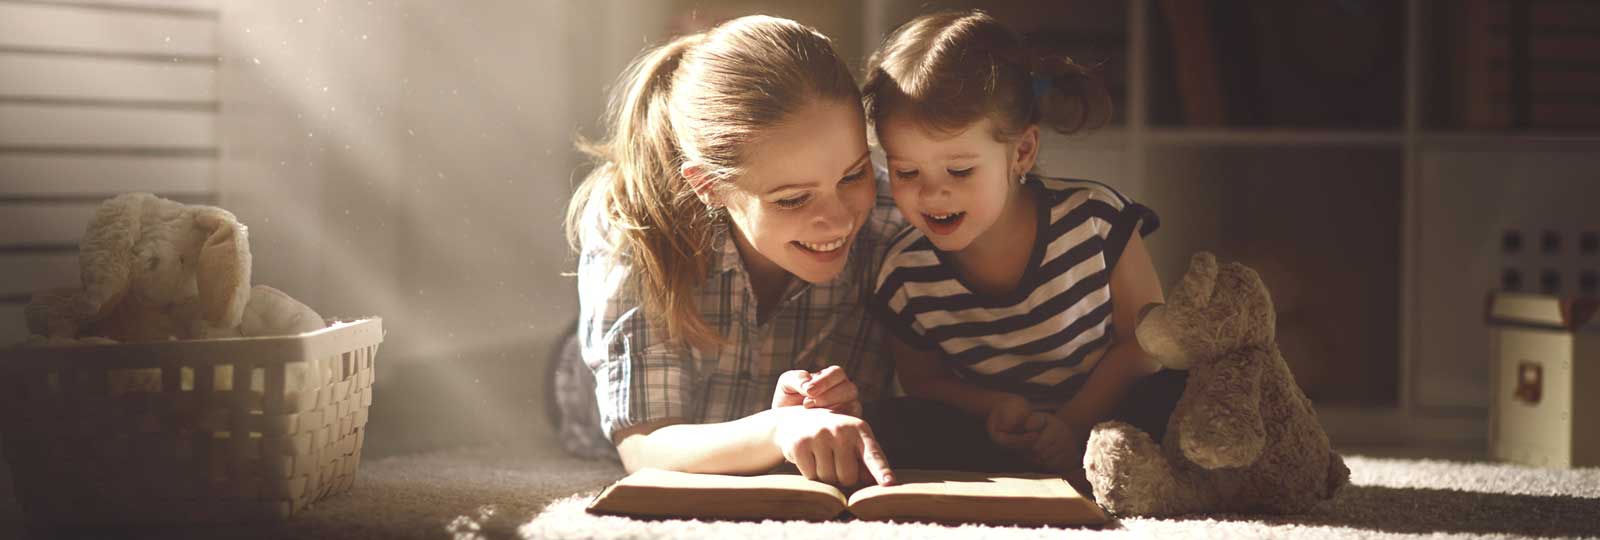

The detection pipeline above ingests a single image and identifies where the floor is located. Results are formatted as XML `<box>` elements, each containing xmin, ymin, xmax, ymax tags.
<box><xmin>4</xmin><ymin>440</ymin><xmax>1598</xmax><ymax>540</ymax></box>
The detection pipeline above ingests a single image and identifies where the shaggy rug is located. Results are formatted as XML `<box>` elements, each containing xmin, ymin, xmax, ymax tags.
<box><xmin>3</xmin><ymin>441</ymin><xmax>1598</xmax><ymax>540</ymax></box>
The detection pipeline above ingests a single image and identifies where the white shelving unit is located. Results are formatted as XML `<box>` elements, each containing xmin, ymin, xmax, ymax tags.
<box><xmin>862</xmin><ymin>0</ymin><xmax>1600</xmax><ymax>450</ymax></box>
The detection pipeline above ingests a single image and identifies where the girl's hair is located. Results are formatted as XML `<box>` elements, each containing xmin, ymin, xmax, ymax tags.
<box><xmin>862</xmin><ymin>9</ymin><xmax>1112</xmax><ymax>144</ymax></box>
<box><xmin>565</xmin><ymin>15</ymin><xmax>860</xmax><ymax>350</ymax></box>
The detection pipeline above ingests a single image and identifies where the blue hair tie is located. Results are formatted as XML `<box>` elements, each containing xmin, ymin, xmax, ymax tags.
<box><xmin>1031</xmin><ymin>75</ymin><xmax>1052</xmax><ymax>99</ymax></box>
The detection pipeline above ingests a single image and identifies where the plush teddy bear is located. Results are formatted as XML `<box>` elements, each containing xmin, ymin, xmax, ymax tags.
<box><xmin>23</xmin><ymin>192</ymin><xmax>324</xmax><ymax>345</ymax></box>
<box><xmin>1083</xmin><ymin>252</ymin><xmax>1349</xmax><ymax>516</ymax></box>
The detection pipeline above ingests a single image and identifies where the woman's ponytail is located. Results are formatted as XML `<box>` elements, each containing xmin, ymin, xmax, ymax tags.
<box><xmin>568</xmin><ymin>33</ymin><xmax>722</xmax><ymax>350</ymax></box>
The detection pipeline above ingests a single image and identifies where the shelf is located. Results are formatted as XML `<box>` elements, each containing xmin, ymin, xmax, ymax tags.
<box><xmin>1144</xmin><ymin>128</ymin><xmax>1405</xmax><ymax>147</ymax></box>
<box><xmin>1140</xmin><ymin>146</ymin><xmax>1403</xmax><ymax>407</ymax></box>
<box><xmin>1417</xmin><ymin>131</ymin><xmax>1600</xmax><ymax>150</ymax></box>
<box><xmin>1145</xmin><ymin>0</ymin><xmax>1405</xmax><ymax>130</ymax></box>
<box><xmin>1423</xmin><ymin>0</ymin><xmax>1600</xmax><ymax>131</ymax></box>
<box><xmin>1317</xmin><ymin>405</ymin><xmax>1486</xmax><ymax>449</ymax></box>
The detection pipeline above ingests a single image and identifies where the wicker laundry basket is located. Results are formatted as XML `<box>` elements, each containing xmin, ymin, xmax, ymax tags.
<box><xmin>0</xmin><ymin>317</ymin><xmax>382</xmax><ymax>527</ymax></box>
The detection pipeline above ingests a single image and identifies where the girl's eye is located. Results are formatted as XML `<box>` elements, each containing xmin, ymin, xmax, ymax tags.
<box><xmin>948</xmin><ymin>167</ymin><xmax>974</xmax><ymax>178</ymax></box>
<box><xmin>775</xmin><ymin>194</ymin><xmax>810</xmax><ymax>209</ymax></box>
<box><xmin>893</xmin><ymin>169</ymin><xmax>919</xmax><ymax>180</ymax></box>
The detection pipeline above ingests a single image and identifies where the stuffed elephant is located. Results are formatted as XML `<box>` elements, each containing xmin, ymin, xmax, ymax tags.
<box><xmin>1083</xmin><ymin>252</ymin><xmax>1349</xmax><ymax>516</ymax></box>
<box><xmin>24</xmin><ymin>193</ymin><xmax>323</xmax><ymax>344</ymax></box>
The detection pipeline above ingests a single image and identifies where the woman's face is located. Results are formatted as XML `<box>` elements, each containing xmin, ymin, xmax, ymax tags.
<box><xmin>715</xmin><ymin>99</ymin><xmax>875</xmax><ymax>285</ymax></box>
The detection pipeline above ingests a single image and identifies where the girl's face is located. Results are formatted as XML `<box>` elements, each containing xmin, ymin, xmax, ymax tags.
<box><xmin>879</xmin><ymin>114</ymin><xmax>1025</xmax><ymax>252</ymax></box>
<box><xmin>714</xmin><ymin>99</ymin><xmax>876</xmax><ymax>285</ymax></box>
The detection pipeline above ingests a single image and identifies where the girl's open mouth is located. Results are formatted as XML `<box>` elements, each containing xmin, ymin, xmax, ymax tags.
<box><xmin>923</xmin><ymin>211</ymin><xmax>965</xmax><ymax>235</ymax></box>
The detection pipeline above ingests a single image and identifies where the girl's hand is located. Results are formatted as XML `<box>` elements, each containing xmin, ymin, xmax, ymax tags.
<box><xmin>772</xmin><ymin>365</ymin><xmax>862</xmax><ymax>417</ymax></box>
<box><xmin>986</xmin><ymin>394</ymin><xmax>1043</xmax><ymax>450</ymax></box>
<box><xmin>772</xmin><ymin>406</ymin><xmax>895</xmax><ymax>486</ymax></box>
<box><xmin>1028</xmin><ymin>414</ymin><xmax>1087</xmax><ymax>475</ymax></box>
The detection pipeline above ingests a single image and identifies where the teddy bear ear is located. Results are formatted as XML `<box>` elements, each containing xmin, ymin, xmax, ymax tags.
<box><xmin>78</xmin><ymin>193</ymin><xmax>150</xmax><ymax>320</ymax></box>
<box><xmin>194</xmin><ymin>207</ymin><xmax>252</xmax><ymax>328</ymax></box>
<box><xmin>1168</xmin><ymin>251</ymin><xmax>1219</xmax><ymax>309</ymax></box>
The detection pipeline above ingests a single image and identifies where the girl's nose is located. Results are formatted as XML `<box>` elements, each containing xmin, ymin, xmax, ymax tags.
<box><xmin>919</xmin><ymin>178</ymin><xmax>949</xmax><ymax>204</ymax></box>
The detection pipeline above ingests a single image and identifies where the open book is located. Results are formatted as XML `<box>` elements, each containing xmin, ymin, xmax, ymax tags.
<box><xmin>586</xmin><ymin>468</ymin><xmax>1108</xmax><ymax>527</ymax></box>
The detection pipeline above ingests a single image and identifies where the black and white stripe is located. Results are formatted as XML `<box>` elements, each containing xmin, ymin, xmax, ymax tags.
<box><xmin>872</xmin><ymin>176</ymin><xmax>1158</xmax><ymax>402</ymax></box>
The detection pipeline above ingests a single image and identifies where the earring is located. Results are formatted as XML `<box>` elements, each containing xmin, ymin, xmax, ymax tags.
<box><xmin>1018</xmin><ymin>173</ymin><xmax>1027</xmax><ymax>185</ymax></box>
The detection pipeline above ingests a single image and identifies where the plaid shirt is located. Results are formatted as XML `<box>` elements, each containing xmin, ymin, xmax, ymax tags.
<box><xmin>575</xmin><ymin>177</ymin><xmax>907</xmax><ymax>440</ymax></box>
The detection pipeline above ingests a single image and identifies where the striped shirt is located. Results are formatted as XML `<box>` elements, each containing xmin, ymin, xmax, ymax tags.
<box><xmin>871</xmin><ymin>176</ymin><xmax>1158</xmax><ymax>404</ymax></box>
<box><xmin>574</xmin><ymin>174</ymin><xmax>908</xmax><ymax>439</ymax></box>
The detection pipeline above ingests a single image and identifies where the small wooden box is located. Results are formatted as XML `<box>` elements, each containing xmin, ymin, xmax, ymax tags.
<box><xmin>1486</xmin><ymin>293</ymin><xmax>1599</xmax><ymax>468</ymax></box>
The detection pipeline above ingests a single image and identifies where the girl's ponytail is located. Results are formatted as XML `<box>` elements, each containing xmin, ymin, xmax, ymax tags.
<box><xmin>1030</xmin><ymin>54</ymin><xmax>1113</xmax><ymax>136</ymax></box>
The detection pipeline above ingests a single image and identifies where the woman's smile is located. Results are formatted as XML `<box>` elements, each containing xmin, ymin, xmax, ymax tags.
<box><xmin>792</xmin><ymin>235</ymin><xmax>850</xmax><ymax>262</ymax></box>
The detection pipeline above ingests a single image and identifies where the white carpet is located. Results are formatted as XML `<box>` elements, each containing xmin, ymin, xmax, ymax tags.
<box><xmin>4</xmin><ymin>442</ymin><xmax>1598</xmax><ymax>540</ymax></box>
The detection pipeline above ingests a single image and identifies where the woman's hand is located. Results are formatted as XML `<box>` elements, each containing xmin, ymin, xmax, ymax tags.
<box><xmin>772</xmin><ymin>365</ymin><xmax>862</xmax><ymax>417</ymax></box>
<box><xmin>986</xmin><ymin>394</ymin><xmax>1042</xmax><ymax>450</ymax></box>
<box><xmin>771</xmin><ymin>406</ymin><xmax>894</xmax><ymax>486</ymax></box>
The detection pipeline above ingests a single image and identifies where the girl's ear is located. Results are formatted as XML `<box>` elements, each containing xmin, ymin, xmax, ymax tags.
<box><xmin>1011</xmin><ymin>125</ymin><xmax>1041</xmax><ymax>177</ymax></box>
<box><xmin>681</xmin><ymin>162</ymin><xmax>721</xmax><ymax>208</ymax></box>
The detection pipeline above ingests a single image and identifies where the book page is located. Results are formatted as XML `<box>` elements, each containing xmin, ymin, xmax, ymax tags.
<box><xmin>845</xmin><ymin>470</ymin><xmax>1107</xmax><ymax>526</ymax></box>
<box><xmin>587</xmin><ymin>469</ymin><xmax>848</xmax><ymax>521</ymax></box>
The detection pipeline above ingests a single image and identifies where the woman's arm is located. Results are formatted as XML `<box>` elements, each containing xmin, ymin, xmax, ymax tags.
<box><xmin>611</xmin><ymin>414</ymin><xmax>781</xmax><ymax>474</ymax></box>
<box><xmin>576</xmin><ymin>219</ymin><xmax>891</xmax><ymax>485</ymax></box>
<box><xmin>613</xmin><ymin>407</ymin><xmax>894</xmax><ymax>486</ymax></box>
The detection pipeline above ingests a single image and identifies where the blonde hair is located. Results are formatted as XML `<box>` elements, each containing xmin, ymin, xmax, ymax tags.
<box><xmin>863</xmin><ymin>10</ymin><xmax>1112</xmax><ymax>144</ymax></box>
<box><xmin>566</xmin><ymin>16</ymin><xmax>860</xmax><ymax>350</ymax></box>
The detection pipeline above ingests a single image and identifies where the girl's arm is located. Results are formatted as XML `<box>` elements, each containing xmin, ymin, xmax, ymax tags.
<box><xmin>1053</xmin><ymin>232</ymin><xmax>1165</xmax><ymax>429</ymax></box>
<box><xmin>891</xmin><ymin>334</ymin><xmax>1039</xmax><ymax>449</ymax></box>
<box><xmin>891</xmin><ymin>335</ymin><xmax>1021</xmax><ymax>420</ymax></box>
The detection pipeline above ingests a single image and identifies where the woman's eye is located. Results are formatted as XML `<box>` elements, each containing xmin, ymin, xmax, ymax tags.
<box><xmin>893</xmin><ymin>169</ymin><xmax>918</xmax><ymax>180</ymax></box>
<box><xmin>840</xmin><ymin>168</ymin><xmax>868</xmax><ymax>185</ymax></box>
<box><xmin>775</xmin><ymin>195</ymin><xmax>809</xmax><ymax>209</ymax></box>
<box><xmin>948</xmin><ymin>167</ymin><xmax>974</xmax><ymax>178</ymax></box>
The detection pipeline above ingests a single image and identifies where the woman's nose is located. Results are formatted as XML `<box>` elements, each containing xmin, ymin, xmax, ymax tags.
<box><xmin>813</xmin><ymin>192</ymin><xmax>855</xmax><ymax>234</ymax></box>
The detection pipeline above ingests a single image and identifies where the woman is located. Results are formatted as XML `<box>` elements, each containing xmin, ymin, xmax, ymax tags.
<box><xmin>557</xmin><ymin>15</ymin><xmax>906</xmax><ymax>487</ymax></box>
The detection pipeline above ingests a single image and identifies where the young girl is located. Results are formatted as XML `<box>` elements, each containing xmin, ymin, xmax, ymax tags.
<box><xmin>862</xmin><ymin>10</ymin><xmax>1186</xmax><ymax>477</ymax></box>
<box><xmin>559</xmin><ymin>15</ymin><xmax>908</xmax><ymax>487</ymax></box>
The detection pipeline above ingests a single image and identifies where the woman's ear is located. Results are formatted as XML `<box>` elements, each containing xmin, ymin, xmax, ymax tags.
<box><xmin>193</xmin><ymin>207</ymin><xmax>252</xmax><ymax>328</ymax></box>
<box><xmin>1011</xmin><ymin>125</ymin><xmax>1041</xmax><ymax>177</ymax></box>
<box><xmin>680</xmin><ymin>162</ymin><xmax>721</xmax><ymax>208</ymax></box>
